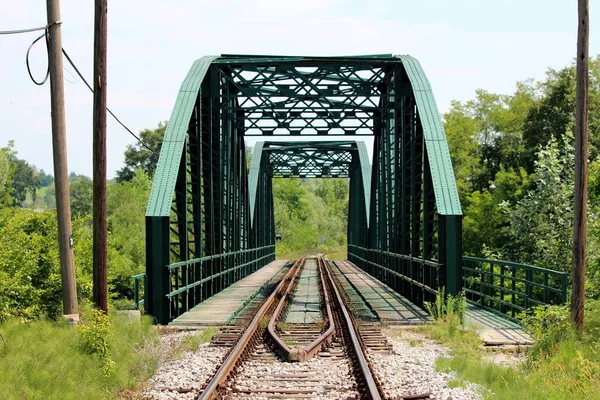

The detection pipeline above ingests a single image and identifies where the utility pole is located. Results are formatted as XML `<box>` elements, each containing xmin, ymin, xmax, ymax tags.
<box><xmin>93</xmin><ymin>0</ymin><xmax>108</xmax><ymax>313</ymax></box>
<box><xmin>46</xmin><ymin>0</ymin><xmax>78</xmax><ymax>317</ymax></box>
<box><xmin>572</xmin><ymin>0</ymin><xmax>589</xmax><ymax>333</ymax></box>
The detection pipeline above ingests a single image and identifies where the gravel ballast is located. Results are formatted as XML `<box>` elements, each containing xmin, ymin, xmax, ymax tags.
<box><xmin>143</xmin><ymin>330</ymin><xmax>228</xmax><ymax>400</ymax></box>
<box><xmin>372</xmin><ymin>328</ymin><xmax>484</xmax><ymax>400</ymax></box>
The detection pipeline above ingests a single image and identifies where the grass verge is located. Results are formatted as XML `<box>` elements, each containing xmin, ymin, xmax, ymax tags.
<box><xmin>420</xmin><ymin>315</ymin><xmax>600</xmax><ymax>399</ymax></box>
<box><xmin>0</xmin><ymin>310</ymin><xmax>159</xmax><ymax>399</ymax></box>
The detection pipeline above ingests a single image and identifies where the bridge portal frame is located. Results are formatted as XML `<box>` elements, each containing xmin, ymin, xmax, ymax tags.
<box><xmin>145</xmin><ymin>54</ymin><xmax>462</xmax><ymax>324</ymax></box>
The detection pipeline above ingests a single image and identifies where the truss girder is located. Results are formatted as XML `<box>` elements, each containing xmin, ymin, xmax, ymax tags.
<box><xmin>145</xmin><ymin>54</ymin><xmax>462</xmax><ymax>324</ymax></box>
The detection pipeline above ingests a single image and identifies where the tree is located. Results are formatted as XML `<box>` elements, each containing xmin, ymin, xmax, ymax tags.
<box><xmin>70</xmin><ymin>177</ymin><xmax>93</xmax><ymax>218</ymax></box>
<box><xmin>107</xmin><ymin>169</ymin><xmax>152</xmax><ymax>297</ymax></box>
<box><xmin>501</xmin><ymin>137</ymin><xmax>574</xmax><ymax>272</ymax></box>
<box><xmin>11</xmin><ymin>159</ymin><xmax>40</xmax><ymax>206</ymax></box>
<box><xmin>0</xmin><ymin>149</ymin><xmax>10</xmax><ymax>206</ymax></box>
<box><xmin>38</xmin><ymin>169</ymin><xmax>53</xmax><ymax>187</ymax></box>
<box><xmin>115</xmin><ymin>122</ymin><xmax>166</xmax><ymax>182</ymax></box>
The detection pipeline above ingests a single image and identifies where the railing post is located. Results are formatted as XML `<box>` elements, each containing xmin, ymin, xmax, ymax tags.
<box><xmin>146</xmin><ymin>216</ymin><xmax>171</xmax><ymax>324</ymax></box>
<box><xmin>134</xmin><ymin>277</ymin><xmax>139</xmax><ymax>309</ymax></box>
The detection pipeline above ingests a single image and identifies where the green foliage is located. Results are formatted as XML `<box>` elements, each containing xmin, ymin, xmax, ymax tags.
<box><xmin>116</xmin><ymin>122</ymin><xmax>166</xmax><ymax>183</ymax></box>
<box><xmin>501</xmin><ymin>137</ymin><xmax>574</xmax><ymax>272</ymax></box>
<box><xmin>0</xmin><ymin>312</ymin><xmax>159</xmax><ymax>399</ymax></box>
<box><xmin>424</xmin><ymin>302</ymin><xmax>600</xmax><ymax>400</ymax></box>
<box><xmin>273</xmin><ymin>178</ymin><xmax>348</xmax><ymax>255</ymax></box>
<box><xmin>0</xmin><ymin>149</ymin><xmax>10</xmax><ymax>205</ymax></box>
<box><xmin>107</xmin><ymin>169</ymin><xmax>152</xmax><ymax>299</ymax></box>
<box><xmin>10</xmin><ymin>157</ymin><xmax>40</xmax><ymax>206</ymax></box>
<box><xmin>523</xmin><ymin>301</ymin><xmax>600</xmax><ymax>361</ymax></box>
<box><xmin>423</xmin><ymin>288</ymin><xmax>467</xmax><ymax>337</ymax></box>
<box><xmin>0</xmin><ymin>209</ymin><xmax>92</xmax><ymax>322</ymax></box>
<box><xmin>38</xmin><ymin>169</ymin><xmax>53</xmax><ymax>187</ymax></box>
<box><xmin>77</xmin><ymin>309</ymin><xmax>115</xmax><ymax>376</ymax></box>
<box><xmin>70</xmin><ymin>176</ymin><xmax>93</xmax><ymax>218</ymax></box>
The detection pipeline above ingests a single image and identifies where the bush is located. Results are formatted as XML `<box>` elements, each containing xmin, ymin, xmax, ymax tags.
<box><xmin>77</xmin><ymin>309</ymin><xmax>115</xmax><ymax>376</ymax></box>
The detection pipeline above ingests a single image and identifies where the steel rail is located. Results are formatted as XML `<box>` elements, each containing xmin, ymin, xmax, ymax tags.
<box><xmin>198</xmin><ymin>258</ymin><xmax>305</xmax><ymax>400</ymax></box>
<box><xmin>323</xmin><ymin>258</ymin><xmax>383</xmax><ymax>400</ymax></box>
<box><xmin>266</xmin><ymin>257</ymin><xmax>336</xmax><ymax>361</ymax></box>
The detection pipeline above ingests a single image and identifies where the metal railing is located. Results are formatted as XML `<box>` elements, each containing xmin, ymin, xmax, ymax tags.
<box><xmin>132</xmin><ymin>273</ymin><xmax>146</xmax><ymax>310</ymax></box>
<box><xmin>462</xmin><ymin>256</ymin><xmax>568</xmax><ymax>321</ymax></box>
<box><xmin>166</xmin><ymin>245</ymin><xmax>276</xmax><ymax>319</ymax></box>
<box><xmin>348</xmin><ymin>244</ymin><xmax>442</xmax><ymax>307</ymax></box>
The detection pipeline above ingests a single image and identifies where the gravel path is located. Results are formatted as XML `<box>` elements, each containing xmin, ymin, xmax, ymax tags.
<box><xmin>142</xmin><ymin>330</ymin><xmax>228</xmax><ymax>400</ymax></box>
<box><xmin>372</xmin><ymin>329</ymin><xmax>484</xmax><ymax>400</ymax></box>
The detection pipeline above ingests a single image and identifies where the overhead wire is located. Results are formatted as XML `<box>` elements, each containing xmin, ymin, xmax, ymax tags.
<box><xmin>0</xmin><ymin>26</ymin><xmax>46</xmax><ymax>35</ymax></box>
<box><xmin>26</xmin><ymin>30</ymin><xmax>50</xmax><ymax>85</ymax></box>
<box><xmin>3</xmin><ymin>22</ymin><xmax>157</xmax><ymax>154</ymax></box>
<box><xmin>61</xmin><ymin>49</ymin><xmax>157</xmax><ymax>154</ymax></box>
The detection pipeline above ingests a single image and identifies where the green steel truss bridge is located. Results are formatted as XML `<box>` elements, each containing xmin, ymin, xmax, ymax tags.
<box><xmin>142</xmin><ymin>54</ymin><xmax>568</xmax><ymax>325</ymax></box>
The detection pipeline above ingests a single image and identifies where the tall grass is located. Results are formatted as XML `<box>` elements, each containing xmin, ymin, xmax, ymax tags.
<box><xmin>0</xmin><ymin>310</ymin><xmax>159</xmax><ymax>399</ymax></box>
<box><xmin>421</xmin><ymin>297</ymin><xmax>600</xmax><ymax>399</ymax></box>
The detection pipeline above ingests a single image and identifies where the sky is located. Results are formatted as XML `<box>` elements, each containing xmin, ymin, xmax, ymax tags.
<box><xmin>0</xmin><ymin>0</ymin><xmax>598</xmax><ymax>178</ymax></box>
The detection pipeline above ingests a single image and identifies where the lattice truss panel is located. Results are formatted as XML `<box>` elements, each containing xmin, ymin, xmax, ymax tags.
<box><xmin>264</xmin><ymin>142</ymin><xmax>355</xmax><ymax>178</ymax></box>
<box><xmin>215</xmin><ymin>61</ymin><xmax>387</xmax><ymax>136</ymax></box>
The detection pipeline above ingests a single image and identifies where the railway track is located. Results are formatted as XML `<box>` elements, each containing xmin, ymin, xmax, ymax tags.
<box><xmin>195</xmin><ymin>257</ymin><xmax>436</xmax><ymax>400</ymax></box>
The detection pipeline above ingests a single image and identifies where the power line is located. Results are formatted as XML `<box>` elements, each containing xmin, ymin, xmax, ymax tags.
<box><xmin>61</xmin><ymin>48</ymin><xmax>157</xmax><ymax>154</ymax></box>
<box><xmin>11</xmin><ymin>25</ymin><xmax>157</xmax><ymax>154</ymax></box>
<box><xmin>0</xmin><ymin>26</ymin><xmax>46</xmax><ymax>35</ymax></box>
<box><xmin>26</xmin><ymin>30</ymin><xmax>50</xmax><ymax>85</ymax></box>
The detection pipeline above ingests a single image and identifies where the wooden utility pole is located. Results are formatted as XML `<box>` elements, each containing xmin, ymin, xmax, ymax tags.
<box><xmin>93</xmin><ymin>0</ymin><xmax>108</xmax><ymax>312</ymax></box>
<box><xmin>46</xmin><ymin>0</ymin><xmax>78</xmax><ymax>317</ymax></box>
<box><xmin>572</xmin><ymin>0</ymin><xmax>589</xmax><ymax>333</ymax></box>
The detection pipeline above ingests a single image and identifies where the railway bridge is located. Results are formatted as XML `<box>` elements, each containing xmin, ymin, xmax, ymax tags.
<box><xmin>140</xmin><ymin>54</ymin><xmax>567</xmax><ymax>327</ymax></box>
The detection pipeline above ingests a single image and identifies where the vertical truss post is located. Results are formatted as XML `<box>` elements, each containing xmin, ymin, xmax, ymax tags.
<box><xmin>145</xmin><ymin>216</ymin><xmax>170</xmax><ymax>324</ymax></box>
<box><xmin>439</xmin><ymin>215</ymin><xmax>463</xmax><ymax>295</ymax></box>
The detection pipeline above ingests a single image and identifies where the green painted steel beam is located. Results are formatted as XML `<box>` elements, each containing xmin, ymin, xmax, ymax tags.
<box><xmin>395</xmin><ymin>55</ymin><xmax>462</xmax><ymax>216</ymax></box>
<box><xmin>146</xmin><ymin>56</ymin><xmax>218</xmax><ymax>218</ymax></box>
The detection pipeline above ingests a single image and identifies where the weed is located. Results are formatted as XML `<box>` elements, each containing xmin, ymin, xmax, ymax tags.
<box><xmin>173</xmin><ymin>327</ymin><xmax>220</xmax><ymax>358</ymax></box>
<box><xmin>424</xmin><ymin>288</ymin><xmax>466</xmax><ymax>324</ymax></box>
<box><xmin>259</xmin><ymin>316</ymin><xmax>269</xmax><ymax>329</ymax></box>
<box><xmin>448</xmin><ymin>379</ymin><xmax>464</xmax><ymax>388</ymax></box>
<box><xmin>284</xmin><ymin>339</ymin><xmax>296</xmax><ymax>347</ymax></box>
<box><xmin>422</xmin><ymin>299</ymin><xmax>600</xmax><ymax>400</ymax></box>
<box><xmin>277</xmin><ymin>321</ymin><xmax>289</xmax><ymax>330</ymax></box>
<box><xmin>77</xmin><ymin>309</ymin><xmax>115</xmax><ymax>376</ymax></box>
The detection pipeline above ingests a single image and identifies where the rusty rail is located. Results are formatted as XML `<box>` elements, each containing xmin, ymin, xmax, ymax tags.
<box><xmin>323</xmin><ymin>258</ymin><xmax>383</xmax><ymax>400</ymax></box>
<box><xmin>198</xmin><ymin>258</ymin><xmax>305</xmax><ymax>400</ymax></box>
<box><xmin>267</xmin><ymin>257</ymin><xmax>335</xmax><ymax>361</ymax></box>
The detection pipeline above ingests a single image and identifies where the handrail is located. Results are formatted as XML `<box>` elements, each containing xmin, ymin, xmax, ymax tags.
<box><xmin>348</xmin><ymin>244</ymin><xmax>441</xmax><ymax>268</ymax></box>
<box><xmin>463</xmin><ymin>256</ymin><xmax>568</xmax><ymax>277</ymax></box>
<box><xmin>462</xmin><ymin>256</ymin><xmax>568</xmax><ymax>321</ymax></box>
<box><xmin>166</xmin><ymin>252</ymin><xmax>274</xmax><ymax>298</ymax></box>
<box><xmin>167</xmin><ymin>245</ymin><xmax>275</xmax><ymax>270</ymax></box>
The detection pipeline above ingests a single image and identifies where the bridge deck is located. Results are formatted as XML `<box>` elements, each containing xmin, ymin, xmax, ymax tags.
<box><xmin>169</xmin><ymin>260</ymin><xmax>288</xmax><ymax>327</ymax></box>
<box><xmin>333</xmin><ymin>260</ymin><xmax>532</xmax><ymax>346</ymax></box>
<box><xmin>332</xmin><ymin>260</ymin><xmax>431</xmax><ymax>324</ymax></box>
